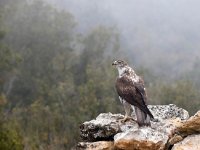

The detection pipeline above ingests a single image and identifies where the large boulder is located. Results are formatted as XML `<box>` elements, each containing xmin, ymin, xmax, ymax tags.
<box><xmin>114</xmin><ymin>126</ymin><xmax>168</xmax><ymax>150</ymax></box>
<box><xmin>172</xmin><ymin>134</ymin><xmax>200</xmax><ymax>150</ymax></box>
<box><xmin>79</xmin><ymin>113</ymin><xmax>124</xmax><ymax>142</ymax></box>
<box><xmin>175</xmin><ymin>111</ymin><xmax>200</xmax><ymax>137</ymax></box>
<box><xmin>147</xmin><ymin>104</ymin><xmax>189</xmax><ymax>121</ymax></box>
<box><xmin>114</xmin><ymin>105</ymin><xmax>187</xmax><ymax>150</ymax></box>
<box><xmin>169</xmin><ymin>111</ymin><xmax>200</xmax><ymax>150</ymax></box>
<box><xmin>78</xmin><ymin>104</ymin><xmax>189</xmax><ymax>150</ymax></box>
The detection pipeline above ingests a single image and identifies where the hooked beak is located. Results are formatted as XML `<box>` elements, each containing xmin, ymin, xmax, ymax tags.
<box><xmin>112</xmin><ymin>61</ymin><xmax>117</xmax><ymax>66</ymax></box>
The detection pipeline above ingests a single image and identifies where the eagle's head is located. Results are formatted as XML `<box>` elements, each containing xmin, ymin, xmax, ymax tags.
<box><xmin>112</xmin><ymin>60</ymin><xmax>129</xmax><ymax>76</ymax></box>
<box><xmin>112</xmin><ymin>60</ymin><xmax>128</xmax><ymax>68</ymax></box>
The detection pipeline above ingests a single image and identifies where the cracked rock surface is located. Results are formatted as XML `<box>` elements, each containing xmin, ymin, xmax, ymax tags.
<box><xmin>172</xmin><ymin>134</ymin><xmax>200</xmax><ymax>150</ymax></box>
<box><xmin>77</xmin><ymin>104</ymin><xmax>199</xmax><ymax>150</ymax></box>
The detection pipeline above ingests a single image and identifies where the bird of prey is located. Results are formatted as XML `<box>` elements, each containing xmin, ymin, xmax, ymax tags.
<box><xmin>112</xmin><ymin>60</ymin><xmax>154</xmax><ymax>126</ymax></box>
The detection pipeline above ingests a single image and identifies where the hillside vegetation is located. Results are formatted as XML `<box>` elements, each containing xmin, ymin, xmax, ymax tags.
<box><xmin>0</xmin><ymin>0</ymin><xmax>200</xmax><ymax>149</ymax></box>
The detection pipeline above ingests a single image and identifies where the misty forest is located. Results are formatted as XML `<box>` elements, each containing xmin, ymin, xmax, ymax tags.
<box><xmin>1</xmin><ymin>0</ymin><xmax>200</xmax><ymax>149</ymax></box>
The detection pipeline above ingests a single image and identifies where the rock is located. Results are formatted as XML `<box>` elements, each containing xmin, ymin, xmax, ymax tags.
<box><xmin>172</xmin><ymin>134</ymin><xmax>200</xmax><ymax>150</ymax></box>
<box><xmin>114</xmin><ymin>127</ymin><xmax>168</xmax><ymax>150</ymax></box>
<box><xmin>78</xmin><ymin>104</ymin><xmax>189</xmax><ymax>150</ymax></box>
<box><xmin>79</xmin><ymin>113</ymin><xmax>124</xmax><ymax>141</ymax></box>
<box><xmin>166</xmin><ymin>134</ymin><xmax>183</xmax><ymax>149</ymax></box>
<box><xmin>77</xmin><ymin>141</ymin><xmax>114</xmax><ymax>150</ymax></box>
<box><xmin>167</xmin><ymin>111</ymin><xmax>200</xmax><ymax>149</ymax></box>
<box><xmin>130</xmin><ymin>104</ymin><xmax>189</xmax><ymax>121</ymax></box>
<box><xmin>114</xmin><ymin>117</ymin><xmax>184</xmax><ymax>150</ymax></box>
<box><xmin>147</xmin><ymin>104</ymin><xmax>189</xmax><ymax>121</ymax></box>
<box><xmin>175</xmin><ymin>111</ymin><xmax>200</xmax><ymax>137</ymax></box>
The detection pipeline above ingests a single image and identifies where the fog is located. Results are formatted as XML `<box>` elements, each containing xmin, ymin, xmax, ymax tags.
<box><xmin>1</xmin><ymin>0</ymin><xmax>200</xmax><ymax>148</ymax></box>
<box><xmin>45</xmin><ymin>0</ymin><xmax>200</xmax><ymax>76</ymax></box>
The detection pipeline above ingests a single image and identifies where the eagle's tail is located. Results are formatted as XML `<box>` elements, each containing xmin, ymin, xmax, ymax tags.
<box><xmin>135</xmin><ymin>106</ymin><xmax>151</xmax><ymax>126</ymax></box>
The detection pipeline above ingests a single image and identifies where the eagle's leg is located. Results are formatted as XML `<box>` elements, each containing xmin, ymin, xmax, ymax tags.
<box><xmin>120</xmin><ymin>101</ymin><xmax>135</xmax><ymax>122</ymax></box>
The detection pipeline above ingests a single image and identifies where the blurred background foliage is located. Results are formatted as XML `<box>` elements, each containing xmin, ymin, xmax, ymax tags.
<box><xmin>0</xmin><ymin>0</ymin><xmax>200</xmax><ymax>149</ymax></box>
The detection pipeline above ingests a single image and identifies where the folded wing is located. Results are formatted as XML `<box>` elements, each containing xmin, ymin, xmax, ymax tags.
<box><xmin>116</xmin><ymin>76</ymin><xmax>154</xmax><ymax>125</ymax></box>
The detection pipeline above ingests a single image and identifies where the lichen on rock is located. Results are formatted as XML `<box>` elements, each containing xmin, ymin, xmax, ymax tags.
<box><xmin>77</xmin><ymin>104</ymin><xmax>200</xmax><ymax>150</ymax></box>
<box><xmin>79</xmin><ymin>113</ymin><xmax>124</xmax><ymax>141</ymax></box>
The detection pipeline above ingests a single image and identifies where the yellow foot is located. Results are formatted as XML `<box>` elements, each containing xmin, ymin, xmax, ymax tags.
<box><xmin>119</xmin><ymin>116</ymin><xmax>135</xmax><ymax>123</ymax></box>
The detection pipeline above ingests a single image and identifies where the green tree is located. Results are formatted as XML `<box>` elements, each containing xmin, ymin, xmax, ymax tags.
<box><xmin>0</xmin><ymin>123</ymin><xmax>23</xmax><ymax>150</ymax></box>
<box><xmin>148</xmin><ymin>79</ymin><xmax>200</xmax><ymax>115</ymax></box>
<box><xmin>0</xmin><ymin>13</ymin><xmax>23</xmax><ymax>150</ymax></box>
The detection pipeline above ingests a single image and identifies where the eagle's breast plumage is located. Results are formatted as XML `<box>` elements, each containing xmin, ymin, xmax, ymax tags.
<box><xmin>115</xmin><ymin>68</ymin><xmax>149</xmax><ymax>114</ymax></box>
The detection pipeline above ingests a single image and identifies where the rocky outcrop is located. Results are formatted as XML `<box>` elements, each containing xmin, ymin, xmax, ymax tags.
<box><xmin>172</xmin><ymin>134</ymin><xmax>200</xmax><ymax>150</ymax></box>
<box><xmin>170</xmin><ymin>111</ymin><xmax>200</xmax><ymax>150</ymax></box>
<box><xmin>77</xmin><ymin>141</ymin><xmax>114</xmax><ymax>150</ymax></box>
<box><xmin>79</xmin><ymin>113</ymin><xmax>124</xmax><ymax>142</ymax></box>
<box><xmin>175</xmin><ymin>111</ymin><xmax>200</xmax><ymax>137</ymax></box>
<box><xmin>114</xmin><ymin>126</ymin><xmax>168</xmax><ymax>150</ymax></box>
<box><xmin>77</xmin><ymin>104</ymin><xmax>200</xmax><ymax>150</ymax></box>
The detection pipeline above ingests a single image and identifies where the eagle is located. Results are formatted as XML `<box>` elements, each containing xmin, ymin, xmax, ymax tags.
<box><xmin>112</xmin><ymin>60</ymin><xmax>154</xmax><ymax>126</ymax></box>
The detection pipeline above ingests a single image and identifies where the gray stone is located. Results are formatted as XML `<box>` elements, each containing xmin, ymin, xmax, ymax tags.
<box><xmin>79</xmin><ymin>113</ymin><xmax>124</xmax><ymax>141</ymax></box>
<box><xmin>131</xmin><ymin>104</ymin><xmax>189</xmax><ymax>121</ymax></box>
<box><xmin>78</xmin><ymin>104</ymin><xmax>190</xmax><ymax>150</ymax></box>
<box><xmin>148</xmin><ymin>104</ymin><xmax>189</xmax><ymax>120</ymax></box>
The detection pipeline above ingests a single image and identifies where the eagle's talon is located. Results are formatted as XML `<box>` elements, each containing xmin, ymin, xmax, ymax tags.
<box><xmin>119</xmin><ymin>116</ymin><xmax>135</xmax><ymax>123</ymax></box>
<box><xmin>151</xmin><ymin>118</ymin><xmax>159</xmax><ymax>122</ymax></box>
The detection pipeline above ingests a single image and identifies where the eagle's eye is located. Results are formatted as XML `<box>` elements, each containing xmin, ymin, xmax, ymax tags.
<box><xmin>117</xmin><ymin>60</ymin><xmax>123</xmax><ymax>64</ymax></box>
<box><xmin>116</xmin><ymin>60</ymin><xmax>128</xmax><ymax>66</ymax></box>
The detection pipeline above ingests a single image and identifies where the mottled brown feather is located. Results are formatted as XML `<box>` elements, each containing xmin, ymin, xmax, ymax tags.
<box><xmin>115</xmin><ymin>75</ymin><xmax>154</xmax><ymax>119</ymax></box>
